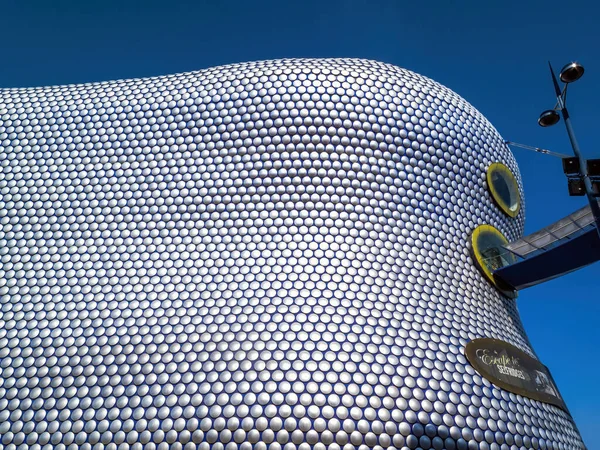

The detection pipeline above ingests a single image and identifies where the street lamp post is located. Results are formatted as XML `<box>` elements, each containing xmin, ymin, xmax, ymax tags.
<box><xmin>538</xmin><ymin>61</ymin><xmax>600</xmax><ymax>237</ymax></box>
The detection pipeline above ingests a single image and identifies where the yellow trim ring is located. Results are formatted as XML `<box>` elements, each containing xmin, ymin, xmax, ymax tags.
<box><xmin>471</xmin><ymin>224</ymin><xmax>513</xmax><ymax>287</ymax></box>
<box><xmin>487</xmin><ymin>162</ymin><xmax>521</xmax><ymax>218</ymax></box>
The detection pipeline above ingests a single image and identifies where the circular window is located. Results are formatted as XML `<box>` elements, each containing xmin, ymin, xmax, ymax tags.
<box><xmin>471</xmin><ymin>225</ymin><xmax>517</xmax><ymax>295</ymax></box>
<box><xmin>487</xmin><ymin>163</ymin><xmax>520</xmax><ymax>218</ymax></box>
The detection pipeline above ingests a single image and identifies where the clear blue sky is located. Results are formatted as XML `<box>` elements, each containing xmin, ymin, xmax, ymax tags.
<box><xmin>1</xmin><ymin>0</ymin><xmax>599</xmax><ymax>446</ymax></box>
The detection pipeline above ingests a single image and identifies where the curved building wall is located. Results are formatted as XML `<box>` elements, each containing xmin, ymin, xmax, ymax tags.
<box><xmin>0</xmin><ymin>59</ymin><xmax>584</xmax><ymax>449</ymax></box>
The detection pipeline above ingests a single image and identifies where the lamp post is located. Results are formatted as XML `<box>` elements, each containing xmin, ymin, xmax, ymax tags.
<box><xmin>538</xmin><ymin>61</ymin><xmax>600</xmax><ymax>237</ymax></box>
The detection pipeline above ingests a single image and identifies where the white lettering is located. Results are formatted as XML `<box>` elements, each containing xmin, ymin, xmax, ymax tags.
<box><xmin>497</xmin><ymin>365</ymin><xmax>526</xmax><ymax>380</ymax></box>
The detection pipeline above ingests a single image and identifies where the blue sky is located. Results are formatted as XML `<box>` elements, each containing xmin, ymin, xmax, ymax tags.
<box><xmin>1</xmin><ymin>0</ymin><xmax>599</xmax><ymax>445</ymax></box>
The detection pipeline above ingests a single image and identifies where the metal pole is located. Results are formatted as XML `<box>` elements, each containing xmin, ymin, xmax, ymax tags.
<box><xmin>561</xmin><ymin>111</ymin><xmax>600</xmax><ymax>232</ymax></box>
<box><xmin>549</xmin><ymin>63</ymin><xmax>600</xmax><ymax>236</ymax></box>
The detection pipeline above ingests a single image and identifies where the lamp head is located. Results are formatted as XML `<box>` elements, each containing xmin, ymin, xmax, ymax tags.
<box><xmin>538</xmin><ymin>109</ymin><xmax>560</xmax><ymax>127</ymax></box>
<box><xmin>559</xmin><ymin>62</ymin><xmax>584</xmax><ymax>83</ymax></box>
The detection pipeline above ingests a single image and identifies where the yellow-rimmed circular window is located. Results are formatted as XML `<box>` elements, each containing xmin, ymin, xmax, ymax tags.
<box><xmin>471</xmin><ymin>224</ymin><xmax>517</xmax><ymax>296</ymax></box>
<box><xmin>487</xmin><ymin>162</ymin><xmax>520</xmax><ymax>218</ymax></box>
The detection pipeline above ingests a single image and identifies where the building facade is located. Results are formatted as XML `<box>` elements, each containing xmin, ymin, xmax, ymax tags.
<box><xmin>0</xmin><ymin>59</ymin><xmax>584</xmax><ymax>449</ymax></box>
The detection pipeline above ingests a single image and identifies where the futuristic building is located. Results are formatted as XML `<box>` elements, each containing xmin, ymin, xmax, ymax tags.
<box><xmin>0</xmin><ymin>59</ymin><xmax>585</xmax><ymax>449</ymax></box>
